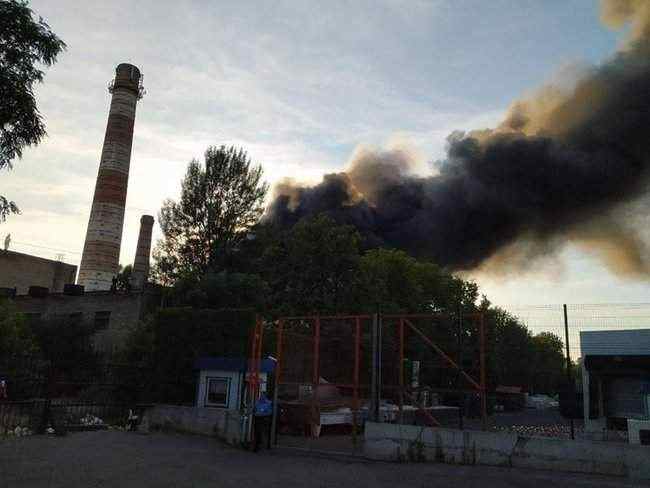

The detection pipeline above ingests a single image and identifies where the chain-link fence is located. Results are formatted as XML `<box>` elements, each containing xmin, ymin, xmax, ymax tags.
<box><xmin>270</xmin><ymin>312</ymin><xmax>487</xmax><ymax>454</ymax></box>
<box><xmin>267</xmin><ymin>304</ymin><xmax>650</xmax><ymax>450</ymax></box>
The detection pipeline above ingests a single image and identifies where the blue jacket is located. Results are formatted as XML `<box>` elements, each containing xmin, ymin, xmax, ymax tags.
<box><xmin>254</xmin><ymin>395</ymin><xmax>273</xmax><ymax>416</ymax></box>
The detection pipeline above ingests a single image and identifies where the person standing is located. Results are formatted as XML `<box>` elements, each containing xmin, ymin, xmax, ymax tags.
<box><xmin>253</xmin><ymin>393</ymin><xmax>273</xmax><ymax>452</ymax></box>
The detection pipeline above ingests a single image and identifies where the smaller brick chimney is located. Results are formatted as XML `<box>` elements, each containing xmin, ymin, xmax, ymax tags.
<box><xmin>131</xmin><ymin>215</ymin><xmax>154</xmax><ymax>289</ymax></box>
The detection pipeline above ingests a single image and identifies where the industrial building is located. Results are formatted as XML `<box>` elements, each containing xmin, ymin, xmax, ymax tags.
<box><xmin>11</xmin><ymin>287</ymin><xmax>161</xmax><ymax>352</ymax></box>
<box><xmin>0</xmin><ymin>63</ymin><xmax>155</xmax><ymax>351</ymax></box>
<box><xmin>581</xmin><ymin>329</ymin><xmax>650</xmax><ymax>443</ymax></box>
<box><xmin>0</xmin><ymin>250</ymin><xmax>77</xmax><ymax>295</ymax></box>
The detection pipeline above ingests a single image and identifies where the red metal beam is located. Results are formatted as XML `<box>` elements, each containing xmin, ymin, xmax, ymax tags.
<box><xmin>399</xmin><ymin>318</ymin><xmax>405</xmax><ymax>425</ymax></box>
<box><xmin>353</xmin><ymin>316</ymin><xmax>361</xmax><ymax>446</ymax></box>
<box><xmin>276</xmin><ymin>319</ymin><xmax>284</xmax><ymax>386</ymax></box>
<box><xmin>354</xmin><ymin>317</ymin><xmax>361</xmax><ymax>398</ymax></box>
<box><xmin>403</xmin><ymin>318</ymin><xmax>481</xmax><ymax>391</ymax></box>
<box><xmin>479</xmin><ymin>312</ymin><xmax>487</xmax><ymax>431</ymax></box>
<box><xmin>281</xmin><ymin>314</ymin><xmax>373</xmax><ymax>321</ymax></box>
<box><xmin>313</xmin><ymin>317</ymin><xmax>320</xmax><ymax>386</ymax></box>
<box><xmin>403</xmin><ymin>389</ymin><xmax>440</xmax><ymax>427</ymax></box>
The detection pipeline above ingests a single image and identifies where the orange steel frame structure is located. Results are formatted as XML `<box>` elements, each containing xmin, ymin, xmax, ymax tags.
<box><xmin>245</xmin><ymin>315</ymin><xmax>264</xmax><ymax>445</ymax></box>
<box><xmin>253</xmin><ymin>312</ymin><xmax>487</xmax><ymax>443</ymax></box>
<box><xmin>383</xmin><ymin>313</ymin><xmax>487</xmax><ymax>430</ymax></box>
<box><xmin>273</xmin><ymin>315</ymin><xmax>372</xmax><ymax>446</ymax></box>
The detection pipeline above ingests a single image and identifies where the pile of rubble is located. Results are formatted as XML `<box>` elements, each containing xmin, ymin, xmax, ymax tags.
<box><xmin>494</xmin><ymin>424</ymin><xmax>582</xmax><ymax>438</ymax></box>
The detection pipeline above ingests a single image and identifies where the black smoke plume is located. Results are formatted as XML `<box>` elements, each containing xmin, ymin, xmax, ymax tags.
<box><xmin>266</xmin><ymin>0</ymin><xmax>650</xmax><ymax>276</ymax></box>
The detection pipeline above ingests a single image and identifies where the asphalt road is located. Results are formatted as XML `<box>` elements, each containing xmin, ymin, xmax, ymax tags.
<box><xmin>0</xmin><ymin>431</ymin><xmax>647</xmax><ymax>488</ymax></box>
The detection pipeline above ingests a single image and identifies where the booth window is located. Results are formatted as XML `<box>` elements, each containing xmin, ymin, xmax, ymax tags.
<box><xmin>205</xmin><ymin>377</ymin><xmax>230</xmax><ymax>407</ymax></box>
<box><xmin>94</xmin><ymin>311</ymin><xmax>111</xmax><ymax>331</ymax></box>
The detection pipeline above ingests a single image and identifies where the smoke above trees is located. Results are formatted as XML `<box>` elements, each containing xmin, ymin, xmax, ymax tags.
<box><xmin>266</xmin><ymin>0</ymin><xmax>650</xmax><ymax>277</ymax></box>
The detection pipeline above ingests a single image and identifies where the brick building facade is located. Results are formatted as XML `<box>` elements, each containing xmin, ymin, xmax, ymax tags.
<box><xmin>12</xmin><ymin>288</ymin><xmax>161</xmax><ymax>352</ymax></box>
<box><xmin>0</xmin><ymin>250</ymin><xmax>77</xmax><ymax>295</ymax></box>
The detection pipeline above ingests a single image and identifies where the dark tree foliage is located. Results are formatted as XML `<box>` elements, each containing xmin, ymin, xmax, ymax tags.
<box><xmin>0</xmin><ymin>0</ymin><xmax>66</xmax><ymax>221</ymax></box>
<box><xmin>484</xmin><ymin>305</ymin><xmax>567</xmax><ymax>394</ymax></box>
<box><xmin>175</xmin><ymin>270</ymin><xmax>269</xmax><ymax>310</ymax></box>
<box><xmin>259</xmin><ymin>214</ymin><xmax>362</xmax><ymax>315</ymax></box>
<box><xmin>530</xmin><ymin>331</ymin><xmax>566</xmax><ymax>395</ymax></box>
<box><xmin>122</xmin><ymin>308</ymin><xmax>253</xmax><ymax>403</ymax></box>
<box><xmin>153</xmin><ymin>145</ymin><xmax>268</xmax><ymax>284</ymax></box>
<box><xmin>147</xmin><ymin>208</ymin><xmax>568</xmax><ymax>396</ymax></box>
<box><xmin>29</xmin><ymin>315</ymin><xmax>98</xmax><ymax>380</ymax></box>
<box><xmin>112</xmin><ymin>264</ymin><xmax>133</xmax><ymax>292</ymax></box>
<box><xmin>0</xmin><ymin>298</ymin><xmax>37</xmax><ymax>357</ymax></box>
<box><xmin>358</xmin><ymin>248</ymin><xmax>477</xmax><ymax>314</ymax></box>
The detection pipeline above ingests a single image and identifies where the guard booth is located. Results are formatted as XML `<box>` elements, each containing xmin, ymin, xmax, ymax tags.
<box><xmin>195</xmin><ymin>356</ymin><xmax>275</xmax><ymax>443</ymax></box>
<box><xmin>195</xmin><ymin>357</ymin><xmax>274</xmax><ymax>409</ymax></box>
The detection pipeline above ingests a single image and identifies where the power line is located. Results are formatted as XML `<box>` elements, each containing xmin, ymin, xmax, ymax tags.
<box><xmin>11</xmin><ymin>240</ymin><xmax>82</xmax><ymax>255</ymax></box>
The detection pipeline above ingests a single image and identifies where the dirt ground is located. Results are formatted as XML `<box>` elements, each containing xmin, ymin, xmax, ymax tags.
<box><xmin>1</xmin><ymin>430</ymin><xmax>647</xmax><ymax>488</ymax></box>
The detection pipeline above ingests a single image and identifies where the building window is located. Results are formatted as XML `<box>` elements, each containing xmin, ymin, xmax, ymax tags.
<box><xmin>68</xmin><ymin>312</ymin><xmax>83</xmax><ymax>325</ymax></box>
<box><xmin>205</xmin><ymin>377</ymin><xmax>230</xmax><ymax>408</ymax></box>
<box><xmin>23</xmin><ymin>312</ymin><xmax>42</xmax><ymax>326</ymax></box>
<box><xmin>94</xmin><ymin>311</ymin><xmax>111</xmax><ymax>331</ymax></box>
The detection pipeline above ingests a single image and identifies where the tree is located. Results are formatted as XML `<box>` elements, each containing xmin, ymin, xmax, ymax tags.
<box><xmin>176</xmin><ymin>270</ymin><xmax>269</xmax><ymax>310</ymax></box>
<box><xmin>0</xmin><ymin>298</ymin><xmax>37</xmax><ymax>357</ymax></box>
<box><xmin>486</xmin><ymin>306</ymin><xmax>534</xmax><ymax>389</ymax></box>
<box><xmin>29</xmin><ymin>315</ymin><xmax>97</xmax><ymax>379</ymax></box>
<box><xmin>0</xmin><ymin>0</ymin><xmax>66</xmax><ymax>222</ymax></box>
<box><xmin>260</xmin><ymin>215</ymin><xmax>362</xmax><ymax>315</ymax></box>
<box><xmin>113</xmin><ymin>264</ymin><xmax>133</xmax><ymax>291</ymax></box>
<box><xmin>530</xmin><ymin>331</ymin><xmax>566</xmax><ymax>395</ymax></box>
<box><xmin>121</xmin><ymin>308</ymin><xmax>253</xmax><ymax>403</ymax></box>
<box><xmin>153</xmin><ymin>145</ymin><xmax>268</xmax><ymax>284</ymax></box>
<box><xmin>358</xmin><ymin>248</ymin><xmax>477</xmax><ymax>314</ymax></box>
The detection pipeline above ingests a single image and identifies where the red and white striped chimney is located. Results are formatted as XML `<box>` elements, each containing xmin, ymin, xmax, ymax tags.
<box><xmin>78</xmin><ymin>63</ymin><xmax>145</xmax><ymax>291</ymax></box>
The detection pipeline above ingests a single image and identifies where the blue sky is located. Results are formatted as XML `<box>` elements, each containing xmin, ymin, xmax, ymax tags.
<box><xmin>2</xmin><ymin>0</ymin><xmax>648</xmax><ymax>307</ymax></box>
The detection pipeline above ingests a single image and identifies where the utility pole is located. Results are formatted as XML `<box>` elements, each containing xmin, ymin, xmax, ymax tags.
<box><xmin>563</xmin><ymin>304</ymin><xmax>575</xmax><ymax>440</ymax></box>
<box><xmin>457</xmin><ymin>301</ymin><xmax>464</xmax><ymax>430</ymax></box>
<box><xmin>370</xmin><ymin>312</ymin><xmax>382</xmax><ymax>422</ymax></box>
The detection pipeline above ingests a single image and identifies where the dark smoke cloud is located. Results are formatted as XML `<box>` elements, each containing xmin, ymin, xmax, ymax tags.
<box><xmin>266</xmin><ymin>0</ymin><xmax>650</xmax><ymax>276</ymax></box>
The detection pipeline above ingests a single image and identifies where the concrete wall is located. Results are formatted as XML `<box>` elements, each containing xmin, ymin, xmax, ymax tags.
<box><xmin>0</xmin><ymin>250</ymin><xmax>77</xmax><ymax>295</ymax></box>
<box><xmin>364</xmin><ymin>422</ymin><xmax>650</xmax><ymax>480</ymax></box>
<box><xmin>144</xmin><ymin>404</ymin><xmax>243</xmax><ymax>445</ymax></box>
<box><xmin>12</xmin><ymin>290</ymin><xmax>158</xmax><ymax>351</ymax></box>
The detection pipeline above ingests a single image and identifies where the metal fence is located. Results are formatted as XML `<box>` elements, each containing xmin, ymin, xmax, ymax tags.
<box><xmin>257</xmin><ymin>304</ymin><xmax>650</xmax><ymax>452</ymax></box>
<box><xmin>4</xmin><ymin>303</ymin><xmax>648</xmax><ymax>444</ymax></box>
<box><xmin>265</xmin><ymin>312</ymin><xmax>487</xmax><ymax>454</ymax></box>
<box><xmin>0</xmin><ymin>400</ymin><xmax>146</xmax><ymax>436</ymax></box>
<box><xmin>0</xmin><ymin>353</ymin><xmax>157</xmax><ymax>437</ymax></box>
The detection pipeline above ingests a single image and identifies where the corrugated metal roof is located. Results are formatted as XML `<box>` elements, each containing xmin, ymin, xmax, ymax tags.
<box><xmin>580</xmin><ymin>329</ymin><xmax>650</xmax><ymax>356</ymax></box>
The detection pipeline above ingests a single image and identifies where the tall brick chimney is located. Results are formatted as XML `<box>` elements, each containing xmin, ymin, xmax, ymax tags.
<box><xmin>78</xmin><ymin>63</ymin><xmax>145</xmax><ymax>290</ymax></box>
<box><xmin>131</xmin><ymin>214</ymin><xmax>154</xmax><ymax>289</ymax></box>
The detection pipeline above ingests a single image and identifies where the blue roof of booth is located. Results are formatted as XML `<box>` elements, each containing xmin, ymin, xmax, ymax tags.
<box><xmin>194</xmin><ymin>356</ymin><xmax>275</xmax><ymax>373</ymax></box>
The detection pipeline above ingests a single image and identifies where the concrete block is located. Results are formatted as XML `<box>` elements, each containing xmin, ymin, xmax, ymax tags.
<box><xmin>364</xmin><ymin>422</ymin><xmax>517</xmax><ymax>466</ymax></box>
<box><xmin>628</xmin><ymin>419</ymin><xmax>650</xmax><ymax>445</ymax></box>
<box><xmin>364</xmin><ymin>439</ymin><xmax>400</xmax><ymax>461</ymax></box>
<box><xmin>146</xmin><ymin>405</ymin><xmax>242</xmax><ymax>445</ymax></box>
<box><xmin>511</xmin><ymin>436</ymin><xmax>626</xmax><ymax>477</ymax></box>
<box><xmin>624</xmin><ymin>445</ymin><xmax>650</xmax><ymax>480</ymax></box>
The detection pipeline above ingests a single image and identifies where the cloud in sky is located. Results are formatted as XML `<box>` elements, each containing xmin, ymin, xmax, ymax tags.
<box><xmin>2</xmin><ymin>0</ymin><xmax>645</xmax><ymax>305</ymax></box>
